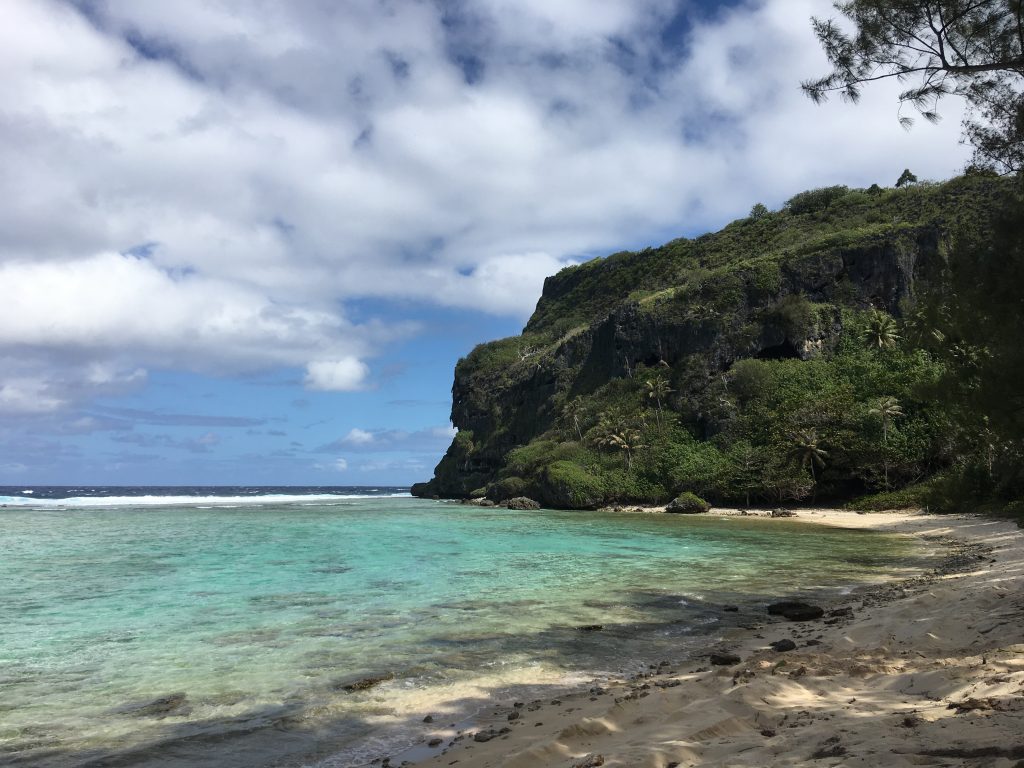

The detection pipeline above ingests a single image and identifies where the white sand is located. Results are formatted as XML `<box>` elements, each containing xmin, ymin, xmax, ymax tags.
<box><xmin>403</xmin><ymin>510</ymin><xmax>1024</xmax><ymax>768</ymax></box>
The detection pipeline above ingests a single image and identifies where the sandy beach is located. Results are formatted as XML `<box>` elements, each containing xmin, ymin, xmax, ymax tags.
<box><xmin>400</xmin><ymin>510</ymin><xmax>1024</xmax><ymax>768</ymax></box>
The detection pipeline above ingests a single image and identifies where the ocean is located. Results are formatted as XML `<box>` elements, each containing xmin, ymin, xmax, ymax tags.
<box><xmin>0</xmin><ymin>487</ymin><xmax>930</xmax><ymax>767</ymax></box>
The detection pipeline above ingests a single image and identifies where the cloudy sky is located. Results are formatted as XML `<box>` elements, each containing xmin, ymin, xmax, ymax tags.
<box><xmin>0</xmin><ymin>0</ymin><xmax>969</xmax><ymax>486</ymax></box>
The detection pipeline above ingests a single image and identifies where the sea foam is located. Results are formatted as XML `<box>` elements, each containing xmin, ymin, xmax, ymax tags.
<box><xmin>0</xmin><ymin>492</ymin><xmax>411</xmax><ymax>507</ymax></box>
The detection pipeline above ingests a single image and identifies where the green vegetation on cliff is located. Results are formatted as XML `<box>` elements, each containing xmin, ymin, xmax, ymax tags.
<box><xmin>415</xmin><ymin>172</ymin><xmax>1023</xmax><ymax>514</ymax></box>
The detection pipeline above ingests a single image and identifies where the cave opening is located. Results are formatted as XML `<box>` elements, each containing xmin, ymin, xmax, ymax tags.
<box><xmin>755</xmin><ymin>340</ymin><xmax>801</xmax><ymax>360</ymax></box>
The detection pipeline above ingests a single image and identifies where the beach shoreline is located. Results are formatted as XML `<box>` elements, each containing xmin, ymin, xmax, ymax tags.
<box><xmin>394</xmin><ymin>509</ymin><xmax>1024</xmax><ymax>768</ymax></box>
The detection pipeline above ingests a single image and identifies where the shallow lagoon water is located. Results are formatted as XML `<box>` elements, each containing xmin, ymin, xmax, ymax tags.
<box><xmin>0</xmin><ymin>495</ymin><xmax>931</xmax><ymax>767</ymax></box>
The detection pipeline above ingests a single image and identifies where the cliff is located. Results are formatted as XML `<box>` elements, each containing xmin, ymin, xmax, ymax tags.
<box><xmin>413</xmin><ymin>174</ymin><xmax>1011</xmax><ymax>508</ymax></box>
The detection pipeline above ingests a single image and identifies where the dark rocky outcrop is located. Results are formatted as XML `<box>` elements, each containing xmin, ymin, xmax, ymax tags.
<box><xmin>709</xmin><ymin>652</ymin><xmax>741</xmax><ymax>666</ymax></box>
<box><xmin>504</xmin><ymin>496</ymin><xmax>541</xmax><ymax>510</ymax></box>
<box><xmin>418</xmin><ymin>231</ymin><xmax>948</xmax><ymax>504</ymax></box>
<box><xmin>411</xmin><ymin>176</ymin><xmax>1011</xmax><ymax>507</ymax></box>
<box><xmin>767</xmin><ymin>601</ymin><xmax>825</xmax><ymax>622</ymax></box>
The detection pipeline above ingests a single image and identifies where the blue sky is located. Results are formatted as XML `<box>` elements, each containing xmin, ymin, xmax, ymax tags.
<box><xmin>0</xmin><ymin>0</ymin><xmax>970</xmax><ymax>486</ymax></box>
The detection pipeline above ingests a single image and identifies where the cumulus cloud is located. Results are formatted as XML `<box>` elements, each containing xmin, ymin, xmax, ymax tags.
<box><xmin>304</xmin><ymin>359</ymin><xmax>370</xmax><ymax>392</ymax></box>
<box><xmin>0</xmin><ymin>0</ymin><xmax>971</xmax><ymax>414</ymax></box>
<box><xmin>341</xmin><ymin>428</ymin><xmax>376</xmax><ymax>445</ymax></box>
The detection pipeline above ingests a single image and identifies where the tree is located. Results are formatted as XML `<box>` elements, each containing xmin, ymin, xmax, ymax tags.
<box><xmin>727</xmin><ymin>440</ymin><xmax>764</xmax><ymax>507</ymax></box>
<box><xmin>750</xmin><ymin>202</ymin><xmax>770</xmax><ymax>220</ymax></box>
<box><xmin>593</xmin><ymin>421</ymin><xmax>638</xmax><ymax>468</ymax></box>
<box><xmin>788</xmin><ymin>428</ymin><xmax>829</xmax><ymax>499</ymax></box>
<box><xmin>803</xmin><ymin>1</ymin><xmax>1024</xmax><ymax>174</ymax></box>
<box><xmin>868</xmin><ymin>396</ymin><xmax>905</xmax><ymax>487</ymax></box>
<box><xmin>563</xmin><ymin>396</ymin><xmax>585</xmax><ymax>442</ymax></box>
<box><xmin>644</xmin><ymin>376</ymin><xmax>674</xmax><ymax>428</ymax></box>
<box><xmin>870</xmin><ymin>396</ymin><xmax>905</xmax><ymax>443</ymax></box>
<box><xmin>862</xmin><ymin>308</ymin><xmax>901</xmax><ymax>349</ymax></box>
<box><xmin>895</xmin><ymin>168</ymin><xmax>918</xmax><ymax>187</ymax></box>
<box><xmin>917</xmin><ymin>193</ymin><xmax>1024</xmax><ymax>500</ymax></box>
<box><xmin>594</xmin><ymin>417</ymin><xmax>645</xmax><ymax>471</ymax></box>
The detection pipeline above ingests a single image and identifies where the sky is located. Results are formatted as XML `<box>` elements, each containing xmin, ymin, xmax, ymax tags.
<box><xmin>0</xmin><ymin>0</ymin><xmax>971</xmax><ymax>487</ymax></box>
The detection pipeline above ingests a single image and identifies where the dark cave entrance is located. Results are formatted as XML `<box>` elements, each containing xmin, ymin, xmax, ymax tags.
<box><xmin>755</xmin><ymin>339</ymin><xmax>801</xmax><ymax>360</ymax></box>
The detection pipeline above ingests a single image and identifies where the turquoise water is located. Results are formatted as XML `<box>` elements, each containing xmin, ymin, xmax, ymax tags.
<box><xmin>0</xmin><ymin>497</ymin><xmax>927</xmax><ymax>767</ymax></box>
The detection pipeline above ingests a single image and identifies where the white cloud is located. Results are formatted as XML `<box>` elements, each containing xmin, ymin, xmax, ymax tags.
<box><xmin>333</xmin><ymin>458</ymin><xmax>348</xmax><ymax>472</ymax></box>
<box><xmin>342</xmin><ymin>428</ymin><xmax>376</xmax><ymax>445</ymax></box>
<box><xmin>305</xmin><ymin>359</ymin><xmax>370</xmax><ymax>392</ymax></box>
<box><xmin>432</xmin><ymin>424</ymin><xmax>459</xmax><ymax>439</ymax></box>
<box><xmin>0</xmin><ymin>0</ymin><xmax>974</xmax><ymax>414</ymax></box>
<box><xmin>0</xmin><ymin>378</ymin><xmax>65</xmax><ymax>414</ymax></box>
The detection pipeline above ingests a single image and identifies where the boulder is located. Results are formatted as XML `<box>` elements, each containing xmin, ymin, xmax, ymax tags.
<box><xmin>665</xmin><ymin>492</ymin><xmax>710</xmax><ymax>514</ymax></box>
<box><xmin>770</xmin><ymin>639</ymin><xmax>797</xmax><ymax>652</ymax></box>
<box><xmin>770</xmin><ymin>508</ymin><xmax>797</xmax><ymax>518</ymax></box>
<box><xmin>709</xmin><ymin>652</ymin><xmax>741</xmax><ymax>666</ymax></box>
<box><xmin>767</xmin><ymin>601</ymin><xmax>824</xmax><ymax>621</ymax></box>
<box><xmin>505</xmin><ymin>496</ymin><xmax>541</xmax><ymax>510</ymax></box>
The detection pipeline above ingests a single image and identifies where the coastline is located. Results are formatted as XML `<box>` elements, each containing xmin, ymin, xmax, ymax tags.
<box><xmin>394</xmin><ymin>509</ymin><xmax>1024</xmax><ymax>768</ymax></box>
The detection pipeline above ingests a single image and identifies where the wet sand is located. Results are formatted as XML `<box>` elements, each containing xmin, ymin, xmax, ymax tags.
<box><xmin>400</xmin><ymin>510</ymin><xmax>1024</xmax><ymax>768</ymax></box>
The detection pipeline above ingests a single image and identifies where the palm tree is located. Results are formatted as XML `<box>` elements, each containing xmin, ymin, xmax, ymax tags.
<box><xmin>563</xmin><ymin>396</ymin><xmax>585</xmax><ymax>442</ymax></box>
<box><xmin>788</xmin><ymin>428</ymin><xmax>828</xmax><ymax>500</ymax></box>
<box><xmin>869</xmin><ymin>396</ymin><xmax>904</xmax><ymax>443</ymax></box>
<box><xmin>644</xmin><ymin>376</ymin><xmax>674</xmax><ymax>428</ymax></box>
<box><xmin>868</xmin><ymin>396</ymin><xmax>904</xmax><ymax>488</ymax></box>
<box><xmin>862</xmin><ymin>309</ymin><xmax>900</xmax><ymax>350</ymax></box>
<box><xmin>594</xmin><ymin>415</ymin><xmax>644</xmax><ymax>471</ymax></box>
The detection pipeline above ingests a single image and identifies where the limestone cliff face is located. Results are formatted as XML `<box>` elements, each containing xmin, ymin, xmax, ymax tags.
<box><xmin>412</xmin><ymin>176</ymin><xmax>1005</xmax><ymax>505</ymax></box>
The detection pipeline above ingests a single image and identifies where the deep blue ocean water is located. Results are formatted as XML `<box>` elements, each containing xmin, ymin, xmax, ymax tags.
<box><xmin>0</xmin><ymin>487</ymin><xmax>930</xmax><ymax>767</ymax></box>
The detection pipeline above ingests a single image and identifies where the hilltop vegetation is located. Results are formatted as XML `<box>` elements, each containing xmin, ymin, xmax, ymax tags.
<box><xmin>414</xmin><ymin>172</ymin><xmax>1023</xmax><ymax>518</ymax></box>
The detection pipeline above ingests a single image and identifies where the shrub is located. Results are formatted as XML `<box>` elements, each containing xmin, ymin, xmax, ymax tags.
<box><xmin>539</xmin><ymin>461</ymin><xmax>606</xmax><ymax>509</ymax></box>
<box><xmin>845</xmin><ymin>482</ymin><xmax>931</xmax><ymax>511</ymax></box>
<box><xmin>763</xmin><ymin>294</ymin><xmax>816</xmax><ymax>340</ymax></box>
<box><xmin>728</xmin><ymin>358</ymin><xmax>774</xmax><ymax>403</ymax></box>
<box><xmin>785</xmin><ymin>185</ymin><xmax>850</xmax><ymax>215</ymax></box>
<box><xmin>486</xmin><ymin>476</ymin><xmax>531</xmax><ymax>502</ymax></box>
<box><xmin>744</xmin><ymin>260</ymin><xmax>783</xmax><ymax>300</ymax></box>
<box><xmin>1001</xmin><ymin>500</ymin><xmax>1024</xmax><ymax>527</ymax></box>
